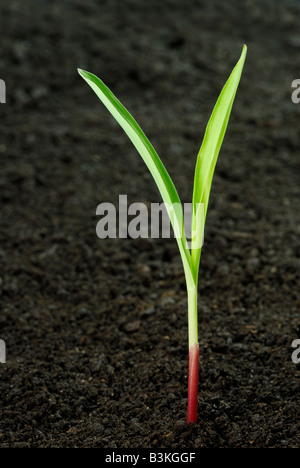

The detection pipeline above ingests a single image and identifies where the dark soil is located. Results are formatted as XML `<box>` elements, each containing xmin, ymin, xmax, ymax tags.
<box><xmin>1</xmin><ymin>0</ymin><xmax>300</xmax><ymax>448</ymax></box>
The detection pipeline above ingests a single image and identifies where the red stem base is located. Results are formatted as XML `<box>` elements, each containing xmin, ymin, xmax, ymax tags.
<box><xmin>187</xmin><ymin>343</ymin><xmax>199</xmax><ymax>425</ymax></box>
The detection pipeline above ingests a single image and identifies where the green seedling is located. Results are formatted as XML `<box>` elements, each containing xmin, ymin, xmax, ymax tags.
<box><xmin>78</xmin><ymin>45</ymin><xmax>247</xmax><ymax>424</ymax></box>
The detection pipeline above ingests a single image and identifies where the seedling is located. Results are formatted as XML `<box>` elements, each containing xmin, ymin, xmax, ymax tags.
<box><xmin>78</xmin><ymin>45</ymin><xmax>247</xmax><ymax>424</ymax></box>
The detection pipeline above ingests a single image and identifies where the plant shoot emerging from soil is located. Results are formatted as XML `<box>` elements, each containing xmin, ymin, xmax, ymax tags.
<box><xmin>78</xmin><ymin>45</ymin><xmax>247</xmax><ymax>424</ymax></box>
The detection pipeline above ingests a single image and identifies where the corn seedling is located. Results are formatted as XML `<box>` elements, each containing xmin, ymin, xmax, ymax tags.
<box><xmin>78</xmin><ymin>45</ymin><xmax>247</xmax><ymax>424</ymax></box>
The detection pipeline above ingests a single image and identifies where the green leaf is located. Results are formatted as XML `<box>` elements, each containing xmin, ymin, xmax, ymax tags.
<box><xmin>191</xmin><ymin>45</ymin><xmax>247</xmax><ymax>275</ymax></box>
<box><xmin>78</xmin><ymin>69</ymin><xmax>195</xmax><ymax>286</ymax></box>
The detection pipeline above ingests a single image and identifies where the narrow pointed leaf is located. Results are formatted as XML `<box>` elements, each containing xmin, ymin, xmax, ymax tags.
<box><xmin>191</xmin><ymin>45</ymin><xmax>247</xmax><ymax>272</ymax></box>
<box><xmin>78</xmin><ymin>69</ymin><xmax>195</xmax><ymax>285</ymax></box>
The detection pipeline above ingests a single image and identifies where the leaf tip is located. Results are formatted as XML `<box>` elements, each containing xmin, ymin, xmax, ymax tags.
<box><xmin>241</xmin><ymin>44</ymin><xmax>248</xmax><ymax>59</ymax></box>
<box><xmin>77</xmin><ymin>68</ymin><xmax>90</xmax><ymax>80</ymax></box>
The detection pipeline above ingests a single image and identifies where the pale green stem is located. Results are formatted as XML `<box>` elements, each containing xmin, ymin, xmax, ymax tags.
<box><xmin>187</xmin><ymin>286</ymin><xmax>198</xmax><ymax>349</ymax></box>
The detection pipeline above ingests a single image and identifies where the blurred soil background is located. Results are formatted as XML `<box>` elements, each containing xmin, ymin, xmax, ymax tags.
<box><xmin>0</xmin><ymin>0</ymin><xmax>300</xmax><ymax>448</ymax></box>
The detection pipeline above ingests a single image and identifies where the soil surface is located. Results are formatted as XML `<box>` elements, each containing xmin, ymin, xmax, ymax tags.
<box><xmin>0</xmin><ymin>0</ymin><xmax>300</xmax><ymax>448</ymax></box>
